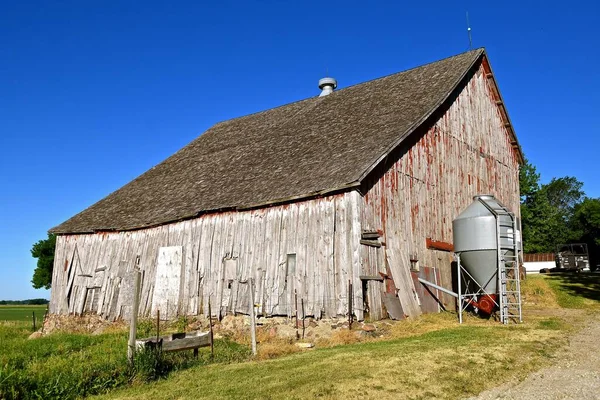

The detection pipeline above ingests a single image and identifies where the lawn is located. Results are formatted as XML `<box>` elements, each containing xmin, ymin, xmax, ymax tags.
<box><xmin>97</xmin><ymin>319</ymin><xmax>567</xmax><ymax>400</ymax></box>
<box><xmin>1</xmin><ymin>273</ymin><xmax>598</xmax><ymax>400</ymax></box>
<box><xmin>0</xmin><ymin>322</ymin><xmax>250</xmax><ymax>400</ymax></box>
<box><xmin>95</xmin><ymin>273</ymin><xmax>600</xmax><ymax>400</ymax></box>
<box><xmin>0</xmin><ymin>305</ymin><xmax>47</xmax><ymax>322</ymax></box>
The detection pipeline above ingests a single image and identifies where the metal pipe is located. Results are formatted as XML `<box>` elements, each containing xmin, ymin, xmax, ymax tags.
<box><xmin>417</xmin><ymin>277</ymin><xmax>458</xmax><ymax>298</ymax></box>
<box><xmin>457</xmin><ymin>253</ymin><xmax>463</xmax><ymax>324</ymax></box>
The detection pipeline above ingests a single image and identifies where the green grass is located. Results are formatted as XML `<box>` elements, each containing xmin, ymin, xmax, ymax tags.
<box><xmin>0</xmin><ymin>323</ymin><xmax>251</xmax><ymax>400</ymax></box>
<box><xmin>0</xmin><ymin>305</ymin><xmax>47</xmax><ymax>322</ymax></box>
<box><xmin>543</xmin><ymin>272</ymin><xmax>600</xmax><ymax>309</ymax></box>
<box><xmin>3</xmin><ymin>273</ymin><xmax>598</xmax><ymax>400</ymax></box>
<box><xmin>97</xmin><ymin>323</ymin><xmax>566</xmax><ymax>400</ymax></box>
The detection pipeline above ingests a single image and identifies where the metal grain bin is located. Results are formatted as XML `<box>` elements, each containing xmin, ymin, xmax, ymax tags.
<box><xmin>452</xmin><ymin>195</ymin><xmax>518</xmax><ymax>294</ymax></box>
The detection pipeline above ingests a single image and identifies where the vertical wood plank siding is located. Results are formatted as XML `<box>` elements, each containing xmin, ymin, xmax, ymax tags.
<box><xmin>361</xmin><ymin>64</ymin><xmax>520</xmax><ymax>308</ymax></box>
<box><xmin>49</xmin><ymin>192</ymin><xmax>364</xmax><ymax>321</ymax></box>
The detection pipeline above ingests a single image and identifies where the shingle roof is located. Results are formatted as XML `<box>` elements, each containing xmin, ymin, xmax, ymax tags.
<box><xmin>51</xmin><ymin>48</ymin><xmax>517</xmax><ymax>234</ymax></box>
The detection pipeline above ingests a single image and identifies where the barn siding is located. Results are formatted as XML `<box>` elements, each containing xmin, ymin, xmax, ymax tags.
<box><xmin>49</xmin><ymin>64</ymin><xmax>521</xmax><ymax>323</ymax></box>
<box><xmin>362</xmin><ymin>64</ymin><xmax>520</xmax><ymax>311</ymax></box>
<box><xmin>49</xmin><ymin>191</ymin><xmax>364</xmax><ymax>321</ymax></box>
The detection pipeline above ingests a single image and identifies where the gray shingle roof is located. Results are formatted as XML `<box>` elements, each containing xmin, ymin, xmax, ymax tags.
<box><xmin>51</xmin><ymin>48</ymin><xmax>517</xmax><ymax>234</ymax></box>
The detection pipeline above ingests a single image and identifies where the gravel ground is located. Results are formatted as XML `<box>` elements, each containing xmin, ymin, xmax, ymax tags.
<box><xmin>467</xmin><ymin>316</ymin><xmax>600</xmax><ymax>400</ymax></box>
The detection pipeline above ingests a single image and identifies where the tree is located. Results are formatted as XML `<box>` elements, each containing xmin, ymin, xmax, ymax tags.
<box><xmin>520</xmin><ymin>187</ymin><xmax>568</xmax><ymax>253</ymax></box>
<box><xmin>519</xmin><ymin>158</ymin><xmax>540</xmax><ymax>202</ymax></box>
<box><xmin>544</xmin><ymin>177</ymin><xmax>584</xmax><ymax>223</ymax></box>
<box><xmin>519</xmin><ymin>159</ymin><xmax>584</xmax><ymax>253</ymax></box>
<box><xmin>573</xmin><ymin>198</ymin><xmax>600</xmax><ymax>269</ymax></box>
<box><xmin>31</xmin><ymin>233</ymin><xmax>56</xmax><ymax>289</ymax></box>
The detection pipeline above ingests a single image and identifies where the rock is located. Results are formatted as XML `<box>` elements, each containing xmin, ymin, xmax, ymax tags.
<box><xmin>91</xmin><ymin>326</ymin><xmax>106</xmax><ymax>335</ymax></box>
<box><xmin>362</xmin><ymin>324</ymin><xmax>377</xmax><ymax>332</ymax></box>
<box><xmin>295</xmin><ymin>342</ymin><xmax>314</xmax><ymax>349</ymax></box>
<box><xmin>28</xmin><ymin>331</ymin><xmax>43</xmax><ymax>340</ymax></box>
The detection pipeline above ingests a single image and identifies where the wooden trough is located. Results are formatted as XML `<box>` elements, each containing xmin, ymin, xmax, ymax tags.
<box><xmin>136</xmin><ymin>330</ymin><xmax>212</xmax><ymax>356</ymax></box>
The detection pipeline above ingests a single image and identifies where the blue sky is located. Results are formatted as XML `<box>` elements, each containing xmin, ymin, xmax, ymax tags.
<box><xmin>0</xmin><ymin>1</ymin><xmax>598</xmax><ymax>300</ymax></box>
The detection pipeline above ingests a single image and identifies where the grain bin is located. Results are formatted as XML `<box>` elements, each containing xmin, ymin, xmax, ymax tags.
<box><xmin>452</xmin><ymin>195</ymin><xmax>519</xmax><ymax>315</ymax></box>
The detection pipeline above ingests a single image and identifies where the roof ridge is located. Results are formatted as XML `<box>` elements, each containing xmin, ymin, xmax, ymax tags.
<box><xmin>355</xmin><ymin>48</ymin><xmax>486</xmax><ymax>183</ymax></box>
<box><xmin>212</xmin><ymin>48</ymin><xmax>486</xmax><ymax>128</ymax></box>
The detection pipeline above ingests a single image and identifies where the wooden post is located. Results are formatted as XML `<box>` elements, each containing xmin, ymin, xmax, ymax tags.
<box><xmin>249</xmin><ymin>278</ymin><xmax>257</xmax><ymax>356</ymax></box>
<box><xmin>127</xmin><ymin>256</ymin><xmax>142</xmax><ymax>366</ymax></box>
<box><xmin>32</xmin><ymin>311</ymin><xmax>36</xmax><ymax>332</ymax></box>
<box><xmin>294</xmin><ymin>290</ymin><xmax>299</xmax><ymax>340</ymax></box>
<box><xmin>208</xmin><ymin>298</ymin><xmax>214</xmax><ymax>358</ymax></box>
<box><xmin>301</xmin><ymin>298</ymin><xmax>305</xmax><ymax>339</ymax></box>
<box><xmin>348</xmin><ymin>280</ymin><xmax>353</xmax><ymax>330</ymax></box>
<box><xmin>156</xmin><ymin>309</ymin><xmax>160</xmax><ymax>345</ymax></box>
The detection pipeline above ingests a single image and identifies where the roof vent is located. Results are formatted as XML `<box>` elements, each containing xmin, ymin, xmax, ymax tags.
<box><xmin>318</xmin><ymin>77</ymin><xmax>337</xmax><ymax>97</ymax></box>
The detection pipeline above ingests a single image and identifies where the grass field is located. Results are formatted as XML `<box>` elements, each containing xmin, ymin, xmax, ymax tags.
<box><xmin>1</xmin><ymin>273</ymin><xmax>599</xmax><ymax>400</ymax></box>
<box><xmin>0</xmin><ymin>305</ymin><xmax>47</xmax><ymax>322</ymax></box>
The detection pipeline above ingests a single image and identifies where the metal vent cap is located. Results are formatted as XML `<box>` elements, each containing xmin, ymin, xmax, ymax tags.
<box><xmin>318</xmin><ymin>77</ymin><xmax>337</xmax><ymax>97</ymax></box>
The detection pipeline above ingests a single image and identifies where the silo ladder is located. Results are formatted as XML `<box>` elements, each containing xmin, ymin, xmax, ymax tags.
<box><xmin>493</xmin><ymin>205</ymin><xmax>523</xmax><ymax>324</ymax></box>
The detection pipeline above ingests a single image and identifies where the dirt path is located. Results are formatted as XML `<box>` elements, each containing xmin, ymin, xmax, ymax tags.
<box><xmin>468</xmin><ymin>314</ymin><xmax>600</xmax><ymax>400</ymax></box>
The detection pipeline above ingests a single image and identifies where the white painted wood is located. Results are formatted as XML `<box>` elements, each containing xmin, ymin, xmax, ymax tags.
<box><xmin>152</xmin><ymin>246</ymin><xmax>183</xmax><ymax>319</ymax></box>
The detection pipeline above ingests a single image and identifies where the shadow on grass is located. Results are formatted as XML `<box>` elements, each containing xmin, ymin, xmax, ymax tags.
<box><xmin>545</xmin><ymin>272</ymin><xmax>600</xmax><ymax>305</ymax></box>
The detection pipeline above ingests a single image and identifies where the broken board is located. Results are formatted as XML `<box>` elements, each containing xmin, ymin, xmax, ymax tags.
<box><xmin>385</xmin><ymin>248</ymin><xmax>421</xmax><ymax>318</ymax></box>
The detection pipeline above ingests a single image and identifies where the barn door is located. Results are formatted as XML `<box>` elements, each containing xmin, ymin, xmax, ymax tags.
<box><xmin>152</xmin><ymin>246</ymin><xmax>183</xmax><ymax>320</ymax></box>
<box><xmin>361</xmin><ymin>278</ymin><xmax>386</xmax><ymax>321</ymax></box>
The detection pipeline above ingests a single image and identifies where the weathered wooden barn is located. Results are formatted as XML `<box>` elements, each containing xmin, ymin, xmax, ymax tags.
<box><xmin>49</xmin><ymin>48</ymin><xmax>523</xmax><ymax>322</ymax></box>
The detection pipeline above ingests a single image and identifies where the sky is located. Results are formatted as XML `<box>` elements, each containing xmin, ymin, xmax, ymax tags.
<box><xmin>1</xmin><ymin>1</ymin><xmax>598</xmax><ymax>300</ymax></box>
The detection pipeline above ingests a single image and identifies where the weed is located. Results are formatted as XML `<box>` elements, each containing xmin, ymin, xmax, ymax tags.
<box><xmin>318</xmin><ymin>328</ymin><xmax>361</xmax><ymax>347</ymax></box>
<box><xmin>136</xmin><ymin>319</ymin><xmax>155</xmax><ymax>338</ymax></box>
<box><xmin>256</xmin><ymin>341</ymin><xmax>299</xmax><ymax>360</ymax></box>
<box><xmin>133</xmin><ymin>348</ymin><xmax>170</xmax><ymax>382</ymax></box>
<box><xmin>173</xmin><ymin>315</ymin><xmax>190</xmax><ymax>332</ymax></box>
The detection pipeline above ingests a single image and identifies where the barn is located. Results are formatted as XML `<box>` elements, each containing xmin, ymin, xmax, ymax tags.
<box><xmin>48</xmin><ymin>48</ymin><xmax>523</xmax><ymax>322</ymax></box>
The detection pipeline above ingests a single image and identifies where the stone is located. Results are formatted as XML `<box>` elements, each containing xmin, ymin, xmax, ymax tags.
<box><xmin>362</xmin><ymin>324</ymin><xmax>377</xmax><ymax>332</ymax></box>
<box><xmin>268</xmin><ymin>327</ymin><xmax>278</xmax><ymax>338</ymax></box>
<box><xmin>28</xmin><ymin>331</ymin><xmax>43</xmax><ymax>340</ymax></box>
<box><xmin>295</xmin><ymin>342</ymin><xmax>314</xmax><ymax>349</ymax></box>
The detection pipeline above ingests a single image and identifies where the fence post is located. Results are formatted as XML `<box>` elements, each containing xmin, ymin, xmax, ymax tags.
<box><xmin>348</xmin><ymin>280</ymin><xmax>353</xmax><ymax>330</ymax></box>
<box><xmin>208</xmin><ymin>298</ymin><xmax>214</xmax><ymax>358</ymax></box>
<box><xmin>156</xmin><ymin>309</ymin><xmax>160</xmax><ymax>343</ymax></box>
<box><xmin>301</xmin><ymin>298</ymin><xmax>305</xmax><ymax>339</ymax></box>
<box><xmin>249</xmin><ymin>278</ymin><xmax>257</xmax><ymax>356</ymax></box>
<box><xmin>294</xmin><ymin>290</ymin><xmax>299</xmax><ymax>340</ymax></box>
<box><xmin>32</xmin><ymin>311</ymin><xmax>36</xmax><ymax>332</ymax></box>
<box><xmin>127</xmin><ymin>256</ymin><xmax>142</xmax><ymax>366</ymax></box>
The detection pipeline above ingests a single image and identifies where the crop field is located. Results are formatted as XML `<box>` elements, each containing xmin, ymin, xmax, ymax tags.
<box><xmin>0</xmin><ymin>305</ymin><xmax>47</xmax><ymax>322</ymax></box>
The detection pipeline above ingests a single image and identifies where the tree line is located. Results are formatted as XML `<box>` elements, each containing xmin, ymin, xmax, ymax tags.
<box><xmin>0</xmin><ymin>299</ymin><xmax>49</xmax><ymax>305</ymax></box>
<box><xmin>520</xmin><ymin>159</ymin><xmax>600</xmax><ymax>268</ymax></box>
